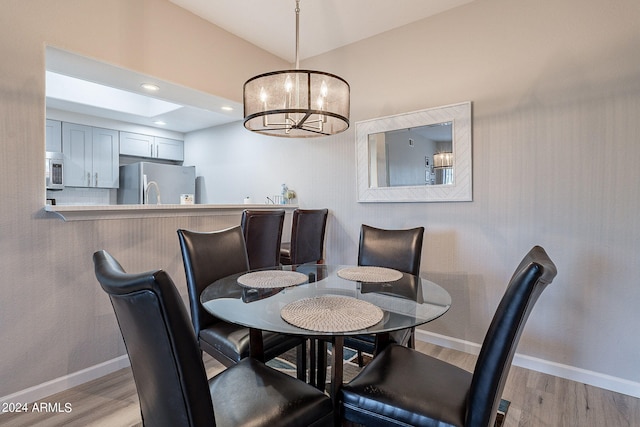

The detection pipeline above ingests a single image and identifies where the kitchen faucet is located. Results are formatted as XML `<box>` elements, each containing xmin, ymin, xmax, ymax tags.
<box><xmin>144</xmin><ymin>180</ymin><xmax>161</xmax><ymax>204</ymax></box>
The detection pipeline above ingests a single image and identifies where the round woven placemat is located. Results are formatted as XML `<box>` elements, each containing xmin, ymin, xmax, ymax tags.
<box><xmin>237</xmin><ymin>270</ymin><xmax>308</xmax><ymax>288</ymax></box>
<box><xmin>280</xmin><ymin>295</ymin><xmax>384</xmax><ymax>332</ymax></box>
<box><xmin>337</xmin><ymin>266</ymin><xmax>403</xmax><ymax>283</ymax></box>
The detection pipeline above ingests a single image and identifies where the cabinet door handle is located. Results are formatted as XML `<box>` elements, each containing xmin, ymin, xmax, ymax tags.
<box><xmin>87</xmin><ymin>172</ymin><xmax>91</xmax><ymax>186</ymax></box>
<box><xmin>150</xmin><ymin>145</ymin><xmax>154</xmax><ymax>157</ymax></box>
<box><xmin>95</xmin><ymin>172</ymin><xmax>98</xmax><ymax>187</ymax></box>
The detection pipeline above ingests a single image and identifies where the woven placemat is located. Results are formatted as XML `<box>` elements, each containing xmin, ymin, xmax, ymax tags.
<box><xmin>280</xmin><ymin>295</ymin><xmax>383</xmax><ymax>332</ymax></box>
<box><xmin>237</xmin><ymin>270</ymin><xmax>308</xmax><ymax>288</ymax></box>
<box><xmin>337</xmin><ymin>266</ymin><xmax>403</xmax><ymax>283</ymax></box>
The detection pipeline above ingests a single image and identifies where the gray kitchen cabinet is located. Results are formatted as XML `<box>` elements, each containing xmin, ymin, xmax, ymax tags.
<box><xmin>154</xmin><ymin>137</ymin><xmax>184</xmax><ymax>161</ymax></box>
<box><xmin>46</xmin><ymin>119</ymin><xmax>62</xmax><ymax>152</ymax></box>
<box><xmin>120</xmin><ymin>132</ymin><xmax>184</xmax><ymax>161</ymax></box>
<box><xmin>119</xmin><ymin>132</ymin><xmax>154</xmax><ymax>158</ymax></box>
<box><xmin>62</xmin><ymin>122</ymin><xmax>119</xmax><ymax>188</ymax></box>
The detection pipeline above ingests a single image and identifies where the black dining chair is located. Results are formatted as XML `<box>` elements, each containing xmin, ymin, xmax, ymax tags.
<box><xmin>341</xmin><ymin>245</ymin><xmax>557</xmax><ymax>427</ymax></box>
<box><xmin>241</xmin><ymin>209</ymin><xmax>285</xmax><ymax>270</ymax></box>
<box><xmin>279</xmin><ymin>208</ymin><xmax>329</xmax><ymax>388</ymax></box>
<box><xmin>346</xmin><ymin>224</ymin><xmax>425</xmax><ymax>365</ymax></box>
<box><xmin>177</xmin><ymin>226</ymin><xmax>306</xmax><ymax>379</ymax></box>
<box><xmin>280</xmin><ymin>208</ymin><xmax>329</xmax><ymax>265</ymax></box>
<box><xmin>357</xmin><ymin>224</ymin><xmax>424</xmax><ymax>276</ymax></box>
<box><xmin>93</xmin><ymin>250</ymin><xmax>333</xmax><ymax>427</ymax></box>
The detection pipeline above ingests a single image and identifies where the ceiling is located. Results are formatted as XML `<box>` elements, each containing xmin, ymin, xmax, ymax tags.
<box><xmin>46</xmin><ymin>0</ymin><xmax>475</xmax><ymax>134</ymax></box>
<box><xmin>170</xmin><ymin>0</ymin><xmax>475</xmax><ymax>63</ymax></box>
<box><xmin>46</xmin><ymin>47</ymin><xmax>243</xmax><ymax>133</ymax></box>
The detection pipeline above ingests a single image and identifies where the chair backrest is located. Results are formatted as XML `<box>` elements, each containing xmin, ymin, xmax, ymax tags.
<box><xmin>289</xmin><ymin>208</ymin><xmax>329</xmax><ymax>264</ymax></box>
<box><xmin>357</xmin><ymin>224</ymin><xmax>425</xmax><ymax>276</ymax></box>
<box><xmin>241</xmin><ymin>209</ymin><xmax>285</xmax><ymax>269</ymax></box>
<box><xmin>93</xmin><ymin>250</ymin><xmax>216</xmax><ymax>427</ymax></box>
<box><xmin>177</xmin><ymin>226</ymin><xmax>249</xmax><ymax>336</ymax></box>
<box><xmin>466</xmin><ymin>246</ymin><xmax>557</xmax><ymax>427</ymax></box>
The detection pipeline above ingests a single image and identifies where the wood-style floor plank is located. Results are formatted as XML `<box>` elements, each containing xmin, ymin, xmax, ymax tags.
<box><xmin>1</xmin><ymin>343</ymin><xmax>637</xmax><ymax>426</ymax></box>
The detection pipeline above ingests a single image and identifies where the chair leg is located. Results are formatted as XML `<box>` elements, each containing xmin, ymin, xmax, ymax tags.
<box><xmin>296</xmin><ymin>340</ymin><xmax>307</xmax><ymax>381</ymax></box>
<box><xmin>357</xmin><ymin>350</ymin><xmax>364</xmax><ymax>367</ymax></box>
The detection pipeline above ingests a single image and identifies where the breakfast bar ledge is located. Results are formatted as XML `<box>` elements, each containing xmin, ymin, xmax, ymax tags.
<box><xmin>43</xmin><ymin>204</ymin><xmax>298</xmax><ymax>221</ymax></box>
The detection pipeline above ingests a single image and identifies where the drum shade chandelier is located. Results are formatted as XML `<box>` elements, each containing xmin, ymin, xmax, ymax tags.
<box><xmin>243</xmin><ymin>0</ymin><xmax>350</xmax><ymax>138</ymax></box>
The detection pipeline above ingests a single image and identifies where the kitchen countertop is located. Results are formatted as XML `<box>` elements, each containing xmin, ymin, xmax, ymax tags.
<box><xmin>44</xmin><ymin>203</ymin><xmax>298</xmax><ymax>221</ymax></box>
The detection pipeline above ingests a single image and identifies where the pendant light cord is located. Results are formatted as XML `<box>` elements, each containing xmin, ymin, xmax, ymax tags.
<box><xmin>295</xmin><ymin>0</ymin><xmax>300</xmax><ymax>70</ymax></box>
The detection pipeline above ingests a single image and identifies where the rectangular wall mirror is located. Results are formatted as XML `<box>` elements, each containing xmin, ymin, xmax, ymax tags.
<box><xmin>356</xmin><ymin>101</ymin><xmax>472</xmax><ymax>202</ymax></box>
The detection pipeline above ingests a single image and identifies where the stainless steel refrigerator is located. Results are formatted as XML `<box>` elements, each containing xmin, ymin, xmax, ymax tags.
<box><xmin>118</xmin><ymin>162</ymin><xmax>196</xmax><ymax>205</ymax></box>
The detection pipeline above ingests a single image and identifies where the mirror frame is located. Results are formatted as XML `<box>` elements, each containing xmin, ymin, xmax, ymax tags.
<box><xmin>356</xmin><ymin>101</ymin><xmax>472</xmax><ymax>203</ymax></box>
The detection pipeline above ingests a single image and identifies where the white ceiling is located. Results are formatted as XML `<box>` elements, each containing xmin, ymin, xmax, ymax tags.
<box><xmin>46</xmin><ymin>47</ymin><xmax>243</xmax><ymax>133</ymax></box>
<box><xmin>170</xmin><ymin>0</ymin><xmax>476</xmax><ymax>63</ymax></box>
<box><xmin>46</xmin><ymin>1</ymin><xmax>475</xmax><ymax>133</ymax></box>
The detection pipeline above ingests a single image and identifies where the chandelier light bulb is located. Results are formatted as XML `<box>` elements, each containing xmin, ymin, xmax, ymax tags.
<box><xmin>320</xmin><ymin>80</ymin><xmax>328</xmax><ymax>97</ymax></box>
<box><xmin>284</xmin><ymin>75</ymin><xmax>293</xmax><ymax>93</ymax></box>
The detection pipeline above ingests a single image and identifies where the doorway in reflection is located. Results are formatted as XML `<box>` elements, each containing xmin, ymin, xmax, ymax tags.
<box><xmin>367</xmin><ymin>122</ymin><xmax>452</xmax><ymax>187</ymax></box>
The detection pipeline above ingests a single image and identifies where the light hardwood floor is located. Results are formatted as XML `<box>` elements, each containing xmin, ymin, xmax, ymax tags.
<box><xmin>1</xmin><ymin>342</ymin><xmax>638</xmax><ymax>426</ymax></box>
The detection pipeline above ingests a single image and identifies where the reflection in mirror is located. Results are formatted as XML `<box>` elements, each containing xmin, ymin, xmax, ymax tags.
<box><xmin>368</xmin><ymin>122</ymin><xmax>452</xmax><ymax>188</ymax></box>
<box><xmin>356</xmin><ymin>101</ymin><xmax>472</xmax><ymax>203</ymax></box>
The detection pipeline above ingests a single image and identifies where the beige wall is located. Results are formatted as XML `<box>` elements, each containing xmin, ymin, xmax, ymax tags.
<box><xmin>1</xmin><ymin>0</ymin><xmax>640</xmax><ymax>402</ymax></box>
<box><xmin>0</xmin><ymin>0</ymin><xmax>287</xmax><ymax>398</ymax></box>
<box><xmin>320</xmin><ymin>0</ymin><xmax>640</xmax><ymax>393</ymax></box>
<box><xmin>321</xmin><ymin>0</ymin><xmax>640</xmax><ymax>394</ymax></box>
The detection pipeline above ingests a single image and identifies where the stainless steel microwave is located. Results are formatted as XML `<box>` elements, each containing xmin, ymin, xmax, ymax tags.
<box><xmin>46</xmin><ymin>151</ymin><xmax>64</xmax><ymax>190</ymax></box>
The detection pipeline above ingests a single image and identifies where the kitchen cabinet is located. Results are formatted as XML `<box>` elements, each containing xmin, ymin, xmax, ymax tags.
<box><xmin>46</xmin><ymin>119</ymin><xmax>62</xmax><ymax>152</ymax></box>
<box><xmin>62</xmin><ymin>123</ymin><xmax>119</xmax><ymax>188</ymax></box>
<box><xmin>120</xmin><ymin>132</ymin><xmax>184</xmax><ymax>161</ymax></box>
<box><xmin>154</xmin><ymin>137</ymin><xmax>184</xmax><ymax>161</ymax></box>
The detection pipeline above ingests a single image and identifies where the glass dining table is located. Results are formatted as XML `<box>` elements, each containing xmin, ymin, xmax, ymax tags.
<box><xmin>200</xmin><ymin>264</ymin><xmax>451</xmax><ymax>419</ymax></box>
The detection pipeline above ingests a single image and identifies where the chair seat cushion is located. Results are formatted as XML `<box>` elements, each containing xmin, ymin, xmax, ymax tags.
<box><xmin>210</xmin><ymin>357</ymin><xmax>333</xmax><ymax>427</ymax></box>
<box><xmin>344</xmin><ymin>328</ymin><xmax>412</xmax><ymax>354</ymax></box>
<box><xmin>200</xmin><ymin>322</ymin><xmax>302</xmax><ymax>365</ymax></box>
<box><xmin>341</xmin><ymin>344</ymin><xmax>472</xmax><ymax>427</ymax></box>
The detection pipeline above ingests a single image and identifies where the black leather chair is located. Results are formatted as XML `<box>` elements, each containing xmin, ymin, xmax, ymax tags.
<box><xmin>341</xmin><ymin>246</ymin><xmax>557</xmax><ymax>427</ymax></box>
<box><xmin>93</xmin><ymin>250</ymin><xmax>333</xmax><ymax>427</ymax></box>
<box><xmin>345</xmin><ymin>224</ymin><xmax>425</xmax><ymax>365</ymax></box>
<box><xmin>357</xmin><ymin>224</ymin><xmax>424</xmax><ymax>276</ymax></box>
<box><xmin>241</xmin><ymin>209</ymin><xmax>285</xmax><ymax>270</ymax></box>
<box><xmin>280</xmin><ymin>208</ymin><xmax>329</xmax><ymax>265</ymax></box>
<box><xmin>177</xmin><ymin>226</ymin><xmax>306</xmax><ymax>379</ymax></box>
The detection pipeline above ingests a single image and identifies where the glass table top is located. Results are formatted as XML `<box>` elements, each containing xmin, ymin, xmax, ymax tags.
<box><xmin>200</xmin><ymin>264</ymin><xmax>451</xmax><ymax>337</ymax></box>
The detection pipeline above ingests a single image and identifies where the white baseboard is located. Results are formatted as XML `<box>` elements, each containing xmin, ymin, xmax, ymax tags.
<box><xmin>0</xmin><ymin>355</ymin><xmax>130</xmax><ymax>406</ymax></box>
<box><xmin>4</xmin><ymin>333</ymin><xmax>640</xmax><ymax>405</ymax></box>
<box><xmin>415</xmin><ymin>330</ymin><xmax>640</xmax><ymax>399</ymax></box>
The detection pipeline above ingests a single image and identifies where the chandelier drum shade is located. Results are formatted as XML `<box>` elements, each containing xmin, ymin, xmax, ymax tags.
<box><xmin>243</xmin><ymin>0</ymin><xmax>350</xmax><ymax>138</ymax></box>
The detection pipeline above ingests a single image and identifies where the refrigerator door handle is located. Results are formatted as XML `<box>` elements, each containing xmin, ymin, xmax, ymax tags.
<box><xmin>142</xmin><ymin>174</ymin><xmax>148</xmax><ymax>204</ymax></box>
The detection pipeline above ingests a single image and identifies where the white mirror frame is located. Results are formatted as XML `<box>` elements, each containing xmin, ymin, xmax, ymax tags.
<box><xmin>356</xmin><ymin>101</ymin><xmax>472</xmax><ymax>203</ymax></box>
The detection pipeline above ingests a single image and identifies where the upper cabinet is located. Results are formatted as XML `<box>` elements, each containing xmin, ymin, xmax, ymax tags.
<box><xmin>62</xmin><ymin>122</ymin><xmax>119</xmax><ymax>188</ymax></box>
<box><xmin>120</xmin><ymin>132</ymin><xmax>184</xmax><ymax>161</ymax></box>
<box><xmin>46</xmin><ymin>119</ymin><xmax>62</xmax><ymax>152</ymax></box>
<box><xmin>118</xmin><ymin>132</ymin><xmax>153</xmax><ymax>158</ymax></box>
<box><xmin>154</xmin><ymin>137</ymin><xmax>184</xmax><ymax>161</ymax></box>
